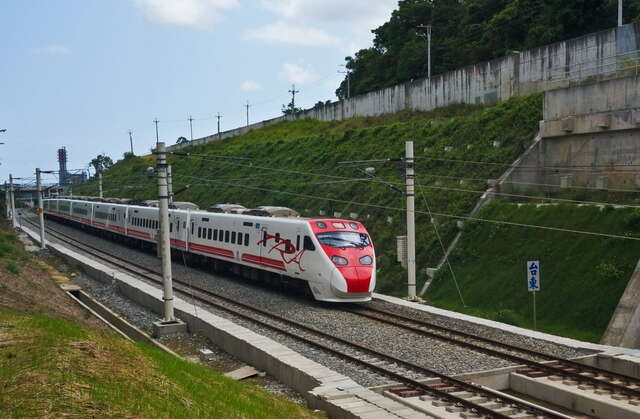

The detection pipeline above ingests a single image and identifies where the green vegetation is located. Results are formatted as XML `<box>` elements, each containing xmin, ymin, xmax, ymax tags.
<box><xmin>0</xmin><ymin>309</ymin><xmax>319</xmax><ymax>418</ymax></box>
<box><xmin>337</xmin><ymin>0</ymin><xmax>640</xmax><ymax>98</ymax></box>
<box><xmin>76</xmin><ymin>94</ymin><xmax>542</xmax><ymax>296</ymax></box>
<box><xmin>427</xmin><ymin>201</ymin><xmax>640</xmax><ymax>342</ymax></box>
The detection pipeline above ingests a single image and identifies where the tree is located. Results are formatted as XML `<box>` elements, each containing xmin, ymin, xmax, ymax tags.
<box><xmin>176</xmin><ymin>136</ymin><xmax>188</xmax><ymax>144</ymax></box>
<box><xmin>89</xmin><ymin>154</ymin><xmax>114</xmax><ymax>174</ymax></box>
<box><xmin>336</xmin><ymin>0</ymin><xmax>630</xmax><ymax>98</ymax></box>
<box><xmin>281</xmin><ymin>99</ymin><xmax>302</xmax><ymax>115</ymax></box>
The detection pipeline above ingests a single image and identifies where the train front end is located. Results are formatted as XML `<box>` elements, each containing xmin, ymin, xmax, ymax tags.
<box><xmin>309</xmin><ymin>219</ymin><xmax>376</xmax><ymax>302</ymax></box>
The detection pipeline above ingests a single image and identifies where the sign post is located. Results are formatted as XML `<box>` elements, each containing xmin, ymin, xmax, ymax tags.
<box><xmin>527</xmin><ymin>260</ymin><xmax>541</xmax><ymax>329</ymax></box>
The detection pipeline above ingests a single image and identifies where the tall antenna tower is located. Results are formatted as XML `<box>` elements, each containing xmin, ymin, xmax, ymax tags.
<box><xmin>58</xmin><ymin>147</ymin><xmax>68</xmax><ymax>185</ymax></box>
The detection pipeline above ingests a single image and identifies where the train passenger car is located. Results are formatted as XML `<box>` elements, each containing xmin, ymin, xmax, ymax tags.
<box><xmin>44</xmin><ymin>198</ymin><xmax>376</xmax><ymax>302</ymax></box>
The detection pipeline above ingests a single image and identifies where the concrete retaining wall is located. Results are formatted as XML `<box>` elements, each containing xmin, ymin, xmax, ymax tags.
<box><xmin>169</xmin><ymin>23</ymin><xmax>640</xmax><ymax>151</ymax></box>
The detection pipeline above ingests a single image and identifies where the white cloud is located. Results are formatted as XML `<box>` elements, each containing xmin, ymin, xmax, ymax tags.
<box><xmin>279</xmin><ymin>63</ymin><xmax>317</xmax><ymax>85</ymax></box>
<box><xmin>261</xmin><ymin>0</ymin><xmax>396</xmax><ymax>26</ymax></box>
<box><xmin>241</xmin><ymin>80</ymin><xmax>261</xmax><ymax>91</ymax></box>
<box><xmin>246</xmin><ymin>21</ymin><xmax>338</xmax><ymax>47</ymax></box>
<box><xmin>255</xmin><ymin>0</ymin><xmax>398</xmax><ymax>53</ymax></box>
<box><xmin>134</xmin><ymin>0</ymin><xmax>237</xmax><ymax>28</ymax></box>
<box><xmin>34</xmin><ymin>45</ymin><xmax>72</xmax><ymax>56</ymax></box>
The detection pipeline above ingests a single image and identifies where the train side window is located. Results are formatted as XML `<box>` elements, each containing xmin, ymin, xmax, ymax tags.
<box><xmin>237</xmin><ymin>231</ymin><xmax>242</xmax><ymax>245</ymax></box>
<box><xmin>296</xmin><ymin>235</ymin><xmax>300</xmax><ymax>251</ymax></box>
<box><xmin>170</xmin><ymin>223</ymin><xmax>173</xmax><ymax>233</ymax></box>
<box><xmin>213</xmin><ymin>229</ymin><xmax>218</xmax><ymax>241</ymax></box>
<box><xmin>224</xmin><ymin>230</ymin><xmax>230</xmax><ymax>243</ymax></box>
<box><xmin>231</xmin><ymin>231</ymin><xmax>236</xmax><ymax>244</ymax></box>
<box><xmin>244</xmin><ymin>233</ymin><xmax>249</xmax><ymax>246</ymax></box>
<box><xmin>303</xmin><ymin>236</ymin><xmax>315</xmax><ymax>251</ymax></box>
<box><xmin>198</xmin><ymin>227</ymin><xmax>202</xmax><ymax>238</ymax></box>
<box><xmin>275</xmin><ymin>232</ymin><xmax>281</xmax><ymax>242</ymax></box>
<box><xmin>262</xmin><ymin>231</ymin><xmax>267</xmax><ymax>247</ymax></box>
<box><xmin>191</xmin><ymin>223</ymin><xmax>194</xmax><ymax>235</ymax></box>
<box><xmin>207</xmin><ymin>229</ymin><xmax>212</xmax><ymax>240</ymax></box>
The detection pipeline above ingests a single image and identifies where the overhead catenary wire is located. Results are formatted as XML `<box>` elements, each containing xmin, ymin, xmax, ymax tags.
<box><xmin>171</xmin><ymin>154</ymin><xmax>640</xmax><ymax>209</ymax></box>
<box><xmin>416</xmin><ymin>176</ymin><xmax>465</xmax><ymax>307</ymax></box>
<box><xmin>170</xmin><ymin>172</ymin><xmax>640</xmax><ymax>242</ymax></box>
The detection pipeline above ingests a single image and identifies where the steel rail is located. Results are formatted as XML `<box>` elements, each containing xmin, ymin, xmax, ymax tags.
<box><xmin>348</xmin><ymin>306</ymin><xmax>640</xmax><ymax>399</ymax></box>
<box><xmin>27</xmin><ymin>216</ymin><xmax>564</xmax><ymax>418</ymax></box>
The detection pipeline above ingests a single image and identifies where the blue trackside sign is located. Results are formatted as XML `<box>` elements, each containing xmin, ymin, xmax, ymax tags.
<box><xmin>526</xmin><ymin>260</ymin><xmax>540</xmax><ymax>292</ymax></box>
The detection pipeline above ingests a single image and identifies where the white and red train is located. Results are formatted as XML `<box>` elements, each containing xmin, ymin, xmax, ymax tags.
<box><xmin>43</xmin><ymin>198</ymin><xmax>376</xmax><ymax>302</ymax></box>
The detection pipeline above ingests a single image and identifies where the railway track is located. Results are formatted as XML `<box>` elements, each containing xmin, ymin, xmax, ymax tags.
<box><xmin>25</xmin><ymin>217</ymin><xmax>567</xmax><ymax>418</ymax></box>
<box><xmin>346</xmin><ymin>306</ymin><xmax>640</xmax><ymax>402</ymax></box>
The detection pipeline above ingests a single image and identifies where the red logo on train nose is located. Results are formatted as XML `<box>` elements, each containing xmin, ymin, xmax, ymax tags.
<box><xmin>339</xmin><ymin>266</ymin><xmax>372</xmax><ymax>293</ymax></box>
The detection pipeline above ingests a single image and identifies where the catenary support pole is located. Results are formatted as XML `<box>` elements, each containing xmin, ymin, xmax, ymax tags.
<box><xmin>167</xmin><ymin>165</ymin><xmax>173</xmax><ymax>205</ymax></box>
<box><xmin>4</xmin><ymin>181</ymin><xmax>9</xmax><ymax>219</ymax></box>
<box><xmin>36</xmin><ymin>168</ymin><xmax>46</xmax><ymax>249</ymax></box>
<box><xmin>405</xmin><ymin>141</ymin><xmax>417</xmax><ymax>299</ymax></box>
<box><xmin>156</xmin><ymin>142</ymin><xmax>175</xmax><ymax>322</ymax></box>
<box><xmin>427</xmin><ymin>25</ymin><xmax>432</xmax><ymax>79</ymax></box>
<box><xmin>98</xmin><ymin>172</ymin><xmax>103</xmax><ymax>198</ymax></box>
<box><xmin>9</xmin><ymin>174</ymin><xmax>16</xmax><ymax>228</ymax></box>
<box><xmin>619</xmin><ymin>0</ymin><xmax>623</xmax><ymax>26</ymax></box>
<box><xmin>128</xmin><ymin>130</ymin><xmax>134</xmax><ymax>155</ymax></box>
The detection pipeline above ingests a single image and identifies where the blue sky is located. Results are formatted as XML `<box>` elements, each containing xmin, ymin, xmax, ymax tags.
<box><xmin>0</xmin><ymin>0</ymin><xmax>398</xmax><ymax>184</ymax></box>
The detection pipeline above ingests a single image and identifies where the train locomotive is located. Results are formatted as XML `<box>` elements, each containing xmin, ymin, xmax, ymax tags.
<box><xmin>43</xmin><ymin>198</ymin><xmax>376</xmax><ymax>302</ymax></box>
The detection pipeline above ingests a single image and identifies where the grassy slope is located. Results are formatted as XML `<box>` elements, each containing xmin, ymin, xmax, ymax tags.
<box><xmin>76</xmin><ymin>94</ymin><xmax>543</xmax><ymax>296</ymax></box>
<box><xmin>0</xmin><ymin>219</ymin><xmax>319</xmax><ymax>418</ymax></box>
<box><xmin>426</xmin><ymin>202</ymin><xmax>640</xmax><ymax>342</ymax></box>
<box><xmin>0</xmin><ymin>310</ymin><xmax>319</xmax><ymax>418</ymax></box>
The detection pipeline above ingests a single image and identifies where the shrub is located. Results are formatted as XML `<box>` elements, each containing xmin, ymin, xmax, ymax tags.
<box><xmin>5</xmin><ymin>261</ymin><xmax>20</xmax><ymax>275</ymax></box>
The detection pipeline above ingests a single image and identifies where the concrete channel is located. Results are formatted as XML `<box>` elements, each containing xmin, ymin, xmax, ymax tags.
<box><xmin>19</xmin><ymin>224</ymin><xmax>640</xmax><ymax>418</ymax></box>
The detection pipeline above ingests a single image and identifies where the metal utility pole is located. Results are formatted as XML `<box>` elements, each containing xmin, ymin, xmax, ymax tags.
<box><xmin>128</xmin><ymin>130</ymin><xmax>134</xmax><ymax>155</ymax></box>
<box><xmin>288</xmin><ymin>84</ymin><xmax>300</xmax><ymax>110</ymax></box>
<box><xmin>427</xmin><ymin>25</ymin><xmax>432</xmax><ymax>79</ymax></box>
<box><xmin>4</xmin><ymin>181</ymin><xmax>8</xmax><ymax>219</ymax></box>
<box><xmin>9</xmin><ymin>174</ymin><xmax>16</xmax><ymax>228</ymax></box>
<box><xmin>154</xmin><ymin>118</ymin><xmax>160</xmax><ymax>146</ymax></box>
<box><xmin>98</xmin><ymin>172</ymin><xmax>103</xmax><ymax>198</ymax></box>
<box><xmin>216</xmin><ymin>113</ymin><xmax>222</xmax><ymax>139</ymax></box>
<box><xmin>405</xmin><ymin>141</ymin><xmax>417</xmax><ymax>299</ymax></box>
<box><xmin>338</xmin><ymin>66</ymin><xmax>351</xmax><ymax>99</ymax></box>
<box><xmin>245</xmin><ymin>101</ymin><xmax>251</xmax><ymax>126</ymax></box>
<box><xmin>167</xmin><ymin>165</ymin><xmax>173</xmax><ymax>205</ymax></box>
<box><xmin>35</xmin><ymin>168</ymin><xmax>46</xmax><ymax>249</ymax></box>
<box><xmin>619</xmin><ymin>0</ymin><xmax>623</xmax><ymax>26</ymax></box>
<box><xmin>155</xmin><ymin>142</ymin><xmax>175</xmax><ymax>322</ymax></box>
<box><xmin>418</xmin><ymin>25</ymin><xmax>432</xmax><ymax>79</ymax></box>
<box><xmin>188</xmin><ymin>115</ymin><xmax>194</xmax><ymax>141</ymax></box>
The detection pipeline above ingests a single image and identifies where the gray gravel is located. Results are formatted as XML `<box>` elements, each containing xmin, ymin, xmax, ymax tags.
<box><xmin>29</xmin><ymin>215</ymin><xmax>594</xmax><ymax>389</ymax></box>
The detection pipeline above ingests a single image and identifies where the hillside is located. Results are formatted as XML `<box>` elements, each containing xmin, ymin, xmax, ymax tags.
<box><xmin>427</xmin><ymin>202</ymin><xmax>640</xmax><ymax>342</ymax></box>
<box><xmin>337</xmin><ymin>0</ymin><xmax>640</xmax><ymax>98</ymax></box>
<box><xmin>0</xmin><ymin>220</ymin><xmax>319</xmax><ymax>418</ymax></box>
<box><xmin>75</xmin><ymin>94</ymin><xmax>543</xmax><ymax>296</ymax></box>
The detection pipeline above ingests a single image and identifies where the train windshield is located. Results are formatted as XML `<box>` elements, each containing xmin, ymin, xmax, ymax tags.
<box><xmin>316</xmin><ymin>231</ymin><xmax>370</xmax><ymax>248</ymax></box>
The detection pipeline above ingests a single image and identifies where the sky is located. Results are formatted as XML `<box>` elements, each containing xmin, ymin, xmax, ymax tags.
<box><xmin>0</xmin><ymin>0</ymin><xmax>399</xmax><ymax>185</ymax></box>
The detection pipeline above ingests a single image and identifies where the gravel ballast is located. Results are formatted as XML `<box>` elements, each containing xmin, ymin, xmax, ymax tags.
<box><xmin>28</xmin><ymin>215</ymin><xmax>595</xmax><ymax>388</ymax></box>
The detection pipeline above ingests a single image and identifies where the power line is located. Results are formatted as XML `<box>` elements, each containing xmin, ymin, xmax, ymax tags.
<box><xmin>169</xmin><ymin>172</ymin><xmax>640</xmax><ymax>242</ymax></box>
<box><xmin>173</xmin><ymin>154</ymin><xmax>640</xmax><ymax>208</ymax></box>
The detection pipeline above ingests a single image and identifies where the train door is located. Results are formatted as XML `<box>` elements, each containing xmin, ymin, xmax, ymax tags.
<box><xmin>259</xmin><ymin>224</ymin><xmax>269</xmax><ymax>261</ymax></box>
<box><xmin>293</xmin><ymin>226</ymin><xmax>303</xmax><ymax>277</ymax></box>
<box><xmin>189</xmin><ymin>213</ymin><xmax>194</xmax><ymax>252</ymax></box>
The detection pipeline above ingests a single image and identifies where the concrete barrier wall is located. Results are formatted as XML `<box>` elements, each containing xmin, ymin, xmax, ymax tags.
<box><xmin>168</xmin><ymin>23</ymin><xmax>640</xmax><ymax>151</ymax></box>
<box><xmin>544</xmin><ymin>76</ymin><xmax>640</xmax><ymax>120</ymax></box>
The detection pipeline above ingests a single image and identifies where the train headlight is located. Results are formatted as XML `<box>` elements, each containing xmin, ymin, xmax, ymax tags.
<box><xmin>359</xmin><ymin>255</ymin><xmax>373</xmax><ymax>265</ymax></box>
<box><xmin>331</xmin><ymin>255</ymin><xmax>348</xmax><ymax>266</ymax></box>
